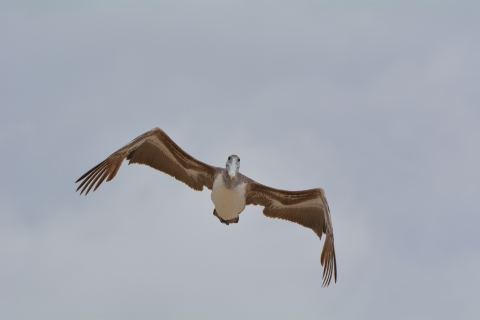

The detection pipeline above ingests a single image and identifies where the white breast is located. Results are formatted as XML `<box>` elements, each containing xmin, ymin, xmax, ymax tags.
<box><xmin>211</xmin><ymin>175</ymin><xmax>247</xmax><ymax>221</ymax></box>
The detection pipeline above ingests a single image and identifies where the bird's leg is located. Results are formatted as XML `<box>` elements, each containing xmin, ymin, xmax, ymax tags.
<box><xmin>229</xmin><ymin>216</ymin><xmax>239</xmax><ymax>224</ymax></box>
<box><xmin>212</xmin><ymin>209</ymin><xmax>239</xmax><ymax>225</ymax></box>
<box><xmin>213</xmin><ymin>209</ymin><xmax>230</xmax><ymax>225</ymax></box>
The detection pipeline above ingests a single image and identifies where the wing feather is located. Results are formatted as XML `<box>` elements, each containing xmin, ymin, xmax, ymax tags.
<box><xmin>246</xmin><ymin>182</ymin><xmax>337</xmax><ymax>286</ymax></box>
<box><xmin>76</xmin><ymin>127</ymin><xmax>217</xmax><ymax>195</ymax></box>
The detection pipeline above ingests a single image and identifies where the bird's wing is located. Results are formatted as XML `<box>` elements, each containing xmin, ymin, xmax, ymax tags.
<box><xmin>246</xmin><ymin>181</ymin><xmax>337</xmax><ymax>287</ymax></box>
<box><xmin>76</xmin><ymin>127</ymin><xmax>218</xmax><ymax>195</ymax></box>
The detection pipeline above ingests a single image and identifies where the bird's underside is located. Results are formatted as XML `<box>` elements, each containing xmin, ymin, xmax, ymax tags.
<box><xmin>76</xmin><ymin>127</ymin><xmax>337</xmax><ymax>286</ymax></box>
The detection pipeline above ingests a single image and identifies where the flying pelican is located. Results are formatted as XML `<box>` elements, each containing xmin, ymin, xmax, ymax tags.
<box><xmin>76</xmin><ymin>127</ymin><xmax>337</xmax><ymax>286</ymax></box>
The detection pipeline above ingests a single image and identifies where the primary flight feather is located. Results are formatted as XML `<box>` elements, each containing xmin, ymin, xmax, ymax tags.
<box><xmin>76</xmin><ymin>127</ymin><xmax>337</xmax><ymax>286</ymax></box>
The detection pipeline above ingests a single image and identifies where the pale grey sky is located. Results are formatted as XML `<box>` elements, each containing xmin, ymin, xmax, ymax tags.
<box><xmin>1</xmin><ymin>2</ymin><xmax>479</xmax><ymax>319</ymax></box>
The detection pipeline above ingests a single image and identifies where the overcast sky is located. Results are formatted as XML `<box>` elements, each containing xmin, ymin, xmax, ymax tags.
<box><xmin>1</xmin><ymin>2</ymin><xmax>479</xmax><ymax>319</ymax></box>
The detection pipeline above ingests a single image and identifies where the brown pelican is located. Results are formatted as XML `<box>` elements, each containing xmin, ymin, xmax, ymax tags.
<box><xmin>76</xmin><ymin>127</ymin><xmax>337</xmax><ymax>286</ymax></box>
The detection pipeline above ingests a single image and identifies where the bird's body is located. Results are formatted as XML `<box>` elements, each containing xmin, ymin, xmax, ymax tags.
<box><xmin>76</xmin><ymin>127</ymin><xmax>337</xmax><ymax>286</ymax></box>
<box><xmin>211</xmin><ymin>172</ymin><xmax>248</xmax><ymax>222</ymax></box>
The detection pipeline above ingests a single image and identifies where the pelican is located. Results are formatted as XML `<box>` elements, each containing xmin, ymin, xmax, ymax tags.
<box><xmin>76</xmin><ymin>127</ymin><xmax>337</xmax><ymax>286</ymax></box>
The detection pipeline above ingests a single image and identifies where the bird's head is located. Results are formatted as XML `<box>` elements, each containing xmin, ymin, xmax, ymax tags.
<box><xmin>226</xmin><ymin>155</ymin><xmax>240</xmax><ymax>179</ymax></box>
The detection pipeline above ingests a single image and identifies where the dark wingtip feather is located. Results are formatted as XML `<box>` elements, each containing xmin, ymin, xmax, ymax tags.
<box><xmin>75</xmin><ymin>158</ymin><xmax>119</xmax><ymax>195</ymax></box>
<box><xmin>75</xmin><ymin>161</ymin><xmax>105</xmax><ymax>183</ymax></box>
<box><xmin>333</xmin><ymin>250</ymin><xmax>338</xmax><ymax>283</ymax></box>
<box><xmin>320</xmin><ymin>234</ymin><xmax>337</xmax><ymax>287</ymax></box>
<box><xmin>76</xmin><ymin>163</ymin><xmax>107</xmax><ymax>195</ymax></box>
<box><xmin>92</xmin><ymin>167</ymin><xmax>112</xmax><ymax>192</ymax></box>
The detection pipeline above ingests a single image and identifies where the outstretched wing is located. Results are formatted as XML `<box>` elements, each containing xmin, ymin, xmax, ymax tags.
<box><xmin>246</xmin><ymin>182</ymin><xmax>337</xmax><ymax>287</ymax></box>
<box><xmin>76</xmin><ymin>127</ymin><xmax>218</xmax><ymax>195</ymax></box>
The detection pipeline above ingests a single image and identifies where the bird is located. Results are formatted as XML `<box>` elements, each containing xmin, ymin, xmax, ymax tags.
<box><xmin>76</xmin><ymin>127</ymin><xmax>337</xmax><ymax>286</ymax></box>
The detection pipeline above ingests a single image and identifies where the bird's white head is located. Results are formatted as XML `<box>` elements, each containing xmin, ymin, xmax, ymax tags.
<box><xmin>226</xmin><ymin>155</ymin><xmax>240</xmax><ymax>179</ymax></box>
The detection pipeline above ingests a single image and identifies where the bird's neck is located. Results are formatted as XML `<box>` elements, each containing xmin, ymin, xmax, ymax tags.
<box><xmin>222</xmin><ymin>171</ymin><xmax>238</xmax><ymax>189</ymax></box>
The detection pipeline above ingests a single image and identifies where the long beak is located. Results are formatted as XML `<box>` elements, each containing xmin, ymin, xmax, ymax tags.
<box><xmin>228</xmin><ymin>162</ymin><xmax>237</xmax><ymax>179</ymax></box>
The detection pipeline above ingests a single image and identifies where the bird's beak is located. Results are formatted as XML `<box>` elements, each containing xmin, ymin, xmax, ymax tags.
<box><xmin>227</xmin><ymin>162</ymin><xmax>237</xmax><ymax>179</ymax></box>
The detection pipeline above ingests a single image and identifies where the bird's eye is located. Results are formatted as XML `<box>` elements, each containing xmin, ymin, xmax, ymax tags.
<box><xmin>238</xmin><ymin>158</ymin><xmax>240</xmax><ymax>162</ymax></box>
<box><xmin>228</xmin><ymin>156</ymin><xmax>231</xmax><ymax>160</ymax></box>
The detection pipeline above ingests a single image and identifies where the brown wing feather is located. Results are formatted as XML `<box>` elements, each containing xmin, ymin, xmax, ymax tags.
<box><xmin>76</xmin><ymin>127</ymin><xmax>217</xmax><ymax>195</ymax></box>
<box><xmin>246</xmin><ymin>182</ymin><xmax>337</xmax><ymax>287</ymax></box>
